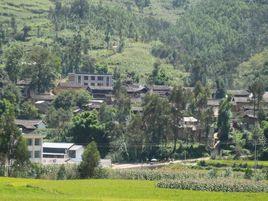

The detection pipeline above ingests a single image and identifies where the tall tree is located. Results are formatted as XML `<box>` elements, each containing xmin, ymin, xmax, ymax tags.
<box><xmin>4</xmin><ymin>45</ymin><xmax>23</xmax><ymax>83</ymax></box>
<box><xmin>0</xmin><ymin>100</ymin><xmax>26</xmax><ymax>176</ymax></box>
<box><xmin>79</xmin><ymin>141</ymin><xmax>100</xmax><ymax>178</ymax></box>
<box><xmin>217</xmin><ymin>96</ymin><xmax>232</xmax><ymax>144</ymax></box>
<box><xmin>169</xmin><ymin>86</ymin><xmax>188</xmax><ymax>154</ymax></box>
<box><xmin>248</xmin><ymin>79</ymin><xmax>265</xmax><ymax>117</ymax></box>
<box><xmin>142</xmin><ymin>94</ymin><xmax>171</xmax><ymax>159</ymax></box>
<box><xmin>68</xmin><ymin>111</ymin><xmax>109</xmax><ymax>157</ymax></box>
<box><xmin>24</xmin><ymin>46</ymin><xmax>60</xmax><ymax>93</ymax></box>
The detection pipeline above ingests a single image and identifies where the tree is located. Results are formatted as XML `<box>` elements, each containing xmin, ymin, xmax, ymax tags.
<box><xmin>169</xmin><ymin>86</ymin><xmax>188</xmax><ymax>154</ymax></box>
<box><xmin>0</xmin><ymin>68</ymin><xmax>9</xmax><ymax>88</ymax></box>
<box><xmin>248</xmin><ymin>79</ymin><xmax>264</xmax><ymax>118</ymax></box>
<box><xmin>10</xmin><ymin>17</ymin><xmax>17</xmax><ymax>36</ymax></box>
<box><xmin>0</xmin><ymin>100</ymin><xmax>24</xmax><ymax>176</ymax></box>
<box><xmin>53</xmin><ymin>91</ymin><xmax>74</xmax><ymax>110</ymax></box>
<box><xmin>250</xmin><ymin>126</ymin><xmax>266</xmax><ymax>167</ymax></box>
<box><xmin>215</xmin><ymin>79</ymin><xmax>226</xmax><ymax>99</ymax></box>
<box><xmin>70</xmin><ymin>0</ymin><xmax>89</xmax><ymax>19</ymax></box>
<box><xmin>231</xmin><ymin>130</ymin><xmax>246</xmax><ymax>159</ymax></box>
<box><xmin>74</xmin><ymin>89</ymin><xmax>92</xmax><ymax>108</ymax></box>
<box><xmin>148</xmin><ymin>61</ymin><xmax>168</xmax><ymax>85</ymax></box>
<box><xmin>4</xmin><ymin>45</ymin><xmax>23</xmax><ymax>83</ymax></box>
<box><xmin>78</xmin><ymin>141</ymin><xmax>100</xmax><ymax>178</ymax></box>
<box><xmin>22</xmin><ymin>25</ymin><xmax>31</xmax><ymax>41</ymax></box>
<box><xmin>18</xmin><ymin>101</ymin><xmax>39</xmax><ymax>120</ymax></box>
<box><xmin>142</xmin><ymin>94</ymin><xmax>172</xmax><ymax>159</ymax></box>
<box><xmin>13</xmin><ymin>136</ymin><xmax>29</xmax><ymax>166</ymax></box>
<box><xmin>0</xmin><ymin>83</ymin><xmax>21</xmax><ymax>111</ymax></box>
<box><xmin>24</xmin><ymin>46</ymin><xmax>60</xmax><ymax>93</ymax></box>
<box><xmin>68</xmin><ymin>112</ymin><xmax>109</xmax><ymax>157</ymax></box>
<box><xmin>217</xmin><ymin>96</ymin><xmax>232</xmax><ymax>144</ymax></box>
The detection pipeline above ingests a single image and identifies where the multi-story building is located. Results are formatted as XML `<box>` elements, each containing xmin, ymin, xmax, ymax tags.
<box><xmin>15</xmin><ymin>119</ymin><xmax>45</xmax><ymax>163</ymax></box>
<box><xmin>68</xmin><ymin>73</ymin><xmax>113</xmax><ymax>88</ymax></box>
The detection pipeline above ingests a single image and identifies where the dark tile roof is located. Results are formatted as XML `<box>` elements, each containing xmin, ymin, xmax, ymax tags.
<box><xmin>58</xmin><ymin>82</ymin><xmax>86</xmax><ymax>89</ymax></box>
<box><xmin>15</xmin><ymin>119</ymin><xmax>43</xmax><ymax>130</ymax></box>
<box><xmin>227</xmin><ymin>90</ymin><xmax>250</xmax><ymax>97</ymax></box>
<box><xmin>88</xmin><ymin>86</ymin><xmax>113</xmax><ymax>91</ymax></box>
<box><xmin>30</xmin><ymin>93</ymin><xmax>55</xmax><ymax>101</ymax></box>
<box><xmin>125</xmin><ymin>84</ymin><xmax>148</xmax><ymax>93</ymax></box>
<box><xmin>150</xmin><ymin>85</ymin><xmax>172</xmax><ymax>91</ymax></box>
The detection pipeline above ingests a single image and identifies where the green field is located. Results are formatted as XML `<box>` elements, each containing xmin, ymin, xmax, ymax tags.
<box><xmin>205</xmin><ymin>160</ymin><xmax>268</xmax><ymax>168</ymax></box>
<box><xmin>0</xmin><ymin>177</ymin><xmax>267</xmax><ymax>201</ymax></box>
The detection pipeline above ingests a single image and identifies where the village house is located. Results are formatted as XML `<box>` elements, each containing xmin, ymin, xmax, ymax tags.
<box><xmin>125</xmin><ymin>84</ymin><xmax>149</xmax><ymax>98</ymax></box>
<box><xmin>42</xmin><ymin>142</ymin><xmax>84</xmax><ymax>165</ymax></box>
<box><xmin>207</xmin><ymin>99</ymin><xmax>221</xmax><ymax>117</ymax></box>
<box><xmin>149</xmin><ymin>85</ymin><xmax>172</xmax><ymax>97</ymax></box>
<box><xmin>15</xmin><ymin>119</ymin><xmax>46</xmax><ymax>163</ymax></box>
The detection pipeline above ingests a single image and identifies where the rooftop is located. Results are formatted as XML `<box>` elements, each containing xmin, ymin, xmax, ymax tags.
<box><xmin>227</xmin><ymin>90</ymin><xmax>250</xmax><ymax>97</ymax></box>
<box><xmin>15</xmin><ymin>119</ymin><xmax>44</xmax><ymax>130</ymax></box>
<box><xmin>43</xmin><ymin>142</ymin><xmax>74</xmax><ymax>149</ymax></box>
<box><xmin>183</xmin><ymin>117</ymin><xmax>198</xmax><ymax>122</ymax></box>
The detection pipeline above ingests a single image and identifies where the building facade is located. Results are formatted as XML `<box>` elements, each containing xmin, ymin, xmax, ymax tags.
<box><xmin>68</xmin><ymin>73</ymin><xmax>113</xmax><ymax>87</ymax></box>
<box><xmin>15</xmin><ymin>119</ymin><xmax>46</xmax><ymax>163</ymax></box>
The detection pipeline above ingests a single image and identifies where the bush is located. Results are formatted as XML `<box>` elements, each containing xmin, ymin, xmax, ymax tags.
<box><xmin>244</xmin><ymin>168</ymin><xmax>253</xmax><ymax>179</ymax></box>
<box><xmin>157</xmin><ymin>179</ymin><xmax>268</xmax><ymax>192</ymax></box>
<box><xmin>207</xmin><ymin>168</ymin><xmax>217</xmax><ymax>179</ymax></box>
<box><xmin>222</xmin><ymin>168</ymin><xmax>233</xmax><ymax>178</ymax></box>
<box><xmin>57</xmin><ymin>165</ymin><xmax>67</xmax><ymax>180</ymax></box>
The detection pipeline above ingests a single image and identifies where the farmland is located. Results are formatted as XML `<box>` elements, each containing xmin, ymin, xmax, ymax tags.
<box><xmin>0</xmin><ymin>177</ymin><xmax>267</xmax><ymax>201</ymax></box>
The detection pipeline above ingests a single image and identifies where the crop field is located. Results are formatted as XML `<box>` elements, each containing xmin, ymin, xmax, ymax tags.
<box><xmin>0</xmin><ymin>177</ymin><xmax>267</xmax><ymax>201</ymax></box>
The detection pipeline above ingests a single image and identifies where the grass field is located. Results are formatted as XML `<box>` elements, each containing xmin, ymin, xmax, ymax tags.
<box><xmin>0</xmin><ymin>177</ymin><xmax>267</xmax><ymax>201</ymax></box>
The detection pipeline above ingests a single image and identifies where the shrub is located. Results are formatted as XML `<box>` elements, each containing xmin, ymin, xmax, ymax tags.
<box><xmin>253</xmin><ymin>170</ymin><xmax>266</xmax><ymax>181</ymax></box>
<box><xmin>157</xmin><ymin>179</ymin><xmax>268</xmax><ymax>192</ymax></box>
<box><xmin>57</xmin><ymin>165</ymin><xmax>67</xmax><ymax>180</ymax></box>
<box><xmin>244</xmin><ymin>168</ymin><xmax>253</xmax><ymax>179</ymax></box>
<box><xmin>222</xmin><ymin>168</ymin><xmax>233</xmax><ymax>178</ymax></box>
<box><xmin>207</xmin><ymin>168</ymin><xmax>217</xmax><ymax>179</ymax></box>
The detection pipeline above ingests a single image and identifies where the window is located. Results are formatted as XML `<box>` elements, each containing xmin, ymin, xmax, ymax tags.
<box><xmin>97</xmin><ymin>83</ymin><xmax>103</xmax><ymax>86</ymax></box>
<box><xmin>91</xmin><ymin>83</ymin><xmax>95</xmax><ymax>86</ymax></box>
<box><xmin>28</xmin><ymin>151</ymin><xmax>32</xmax><ymax>158</ymax></box>
<box><xmin>84</xmin><ymin>76</ymin><xmax>88</xmax><ymax>80</ymax></box>
<box><xmin>97</xmin><ymin>76</ymin><xmax>103</xmax><ymax>81</ymax></box>
<box><xmin>34</xmin><ymin>151</ymin><xmax>41</xmax><ymax>158</ymax></box>
<box><xmin>84</xmin><ymin>83</ymin><xmax>88</xmax><ymax>86</ymax></box>
<box><xmin>35</xmin><ymin>138</ymin><xmax>41</xmax><ymax>146</ymax></box>
<box><xmin>91</xmin><ymin>76</ymin><xmax>96</xmax><ymax>80</ymax></box>
<box><xmin>69</xmin><ymin>150</ymin><xmax>76</xmax><ymax>158</ymax></box>
<box><xmin>27</xmin><ymin>139</ymin><xmax>32</xmax><ymax>146</ymax></box>
<box><xmin>78</xmin><ymin>76</ymin><xmax>81</xmax><ymax>84</ymax></box>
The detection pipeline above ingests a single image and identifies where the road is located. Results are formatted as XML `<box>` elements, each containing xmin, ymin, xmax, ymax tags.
<box><xmin>112</xmin><ymin>157</ymin><xmax>210</xmax><ymax>169</ymax></box>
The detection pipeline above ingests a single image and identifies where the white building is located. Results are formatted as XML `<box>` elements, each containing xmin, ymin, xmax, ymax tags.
<box><xmin>68</xmin><ymin>73</ymin><xmax>113</xmax><ymax>87</ymax></box>
<box><xmin>15</xmin><ymin>119</ymin><xmax>45</xmax><ymax>163</ymax></box>
<box><xmin>42</xmin><ymin>142</ymin><xmax>84</xmax><ymax>165</ymax></box>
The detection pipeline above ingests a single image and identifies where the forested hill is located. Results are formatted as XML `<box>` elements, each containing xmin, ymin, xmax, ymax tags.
<box><xmin>0</xmin><ymin>0</ymin><xmax>267</xmax><ymax>89</ymax></box>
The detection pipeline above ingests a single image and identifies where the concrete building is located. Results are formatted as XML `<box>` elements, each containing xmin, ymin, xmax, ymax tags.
<box><xmin>68</xmin><ymin>73</ymin><xmax>113</xmax><ymax>88</ymax></box>
<box><xmin>15</xmin><ymin>119</ymin><xmax>45</xmax><ymax>163</ymax></box>
<box><xmin>42</xmin><ymin>142</ymin><xmax>84</xmax><ymax>165</ymax></box>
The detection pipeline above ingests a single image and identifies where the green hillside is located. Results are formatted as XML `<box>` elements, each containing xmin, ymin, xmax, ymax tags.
<box><xmin>0</xmin><ymin>0</ymin><xmax>267</xmax><ymax>87</ymax></box>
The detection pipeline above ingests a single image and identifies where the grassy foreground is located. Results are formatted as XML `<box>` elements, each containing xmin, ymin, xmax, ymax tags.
<box><xmin>0</xmin><ymin>177</ymin><xmax>267</xmax><ymax>201</ymax></box>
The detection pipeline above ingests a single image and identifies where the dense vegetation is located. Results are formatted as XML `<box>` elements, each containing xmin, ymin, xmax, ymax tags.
<box><xmin>0</xmin><ymin>0</ymin><xmax>267</xmax><ymax>87</ymax></box>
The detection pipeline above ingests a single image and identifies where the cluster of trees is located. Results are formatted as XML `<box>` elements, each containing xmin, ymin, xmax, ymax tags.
<box><xmin>154</xmin><ymin>0</ymin><xmax>268</xmax><ymax>88</ymax></box>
